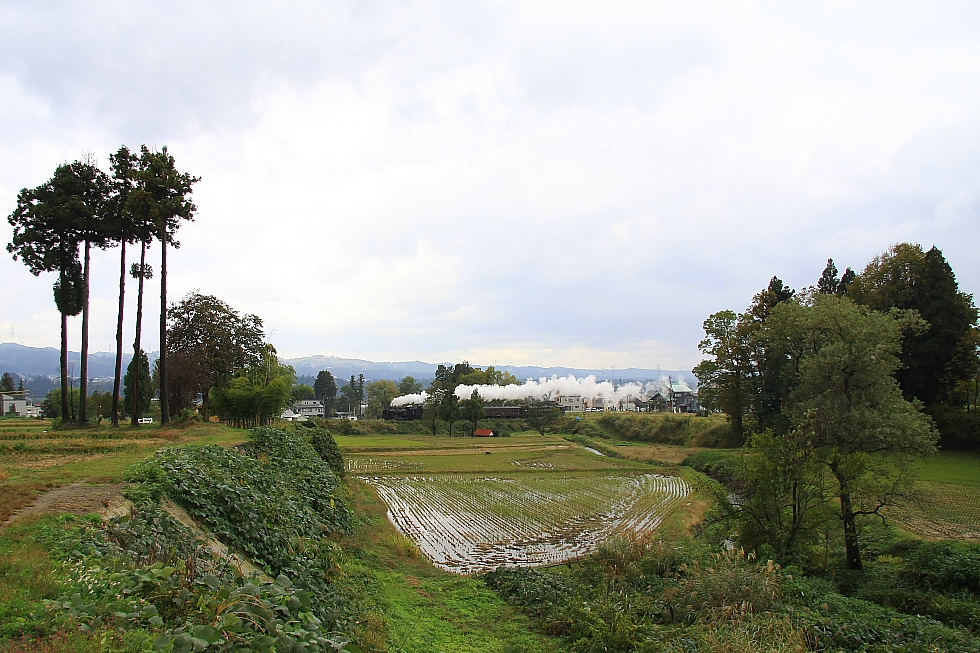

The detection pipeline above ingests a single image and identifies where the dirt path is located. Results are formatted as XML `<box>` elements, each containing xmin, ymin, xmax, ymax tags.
<box><xmin>0</xmin><ymin>482</ymin><xmax>131</xmax><ymax>531</ymax></box>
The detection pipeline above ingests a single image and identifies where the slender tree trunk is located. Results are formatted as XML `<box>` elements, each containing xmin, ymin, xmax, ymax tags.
<box><xmin>160</xmin><ymin>237</ymin><xmax>169</xmax><ymax>423</ymax></box>
<box><xmin>111</xmin><ymin>241</ymin><xmax>126</xmax><ymax>427</ymax></box>
<box><xmin>839</xmin><ymin>491</ymin><xmax>862</xmax><ymax>570</ymax></box>
<box><xmin>831</xmin><ymin>460</ymin><xmax>863</xmax><ymax>570</ymax></box>
<box><xmin>60</xmin><ymin>311</ymin><xmax>70</xmax><ymax>422</ymax></box>
<box><xmin>132</xmin><ymin>242</ymin><xmax>146</xmax><ymax>427</ymax></box>
<box><xmin>79</xmin><ymin>240</ymin><xmax>91</xmax><ymax>425</ymax></box>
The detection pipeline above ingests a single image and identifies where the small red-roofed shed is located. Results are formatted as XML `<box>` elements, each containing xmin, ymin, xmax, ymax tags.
<box><xmin>473</xmin><ymin>428</ymin><xmax>496</xmax><ymax>437</ymax></box>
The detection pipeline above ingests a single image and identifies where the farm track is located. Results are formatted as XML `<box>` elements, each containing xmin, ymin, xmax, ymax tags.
<box><xmin>361</xmin><ymin>473</ymin><xmax>691</xmax><ymax>573</ymax></box>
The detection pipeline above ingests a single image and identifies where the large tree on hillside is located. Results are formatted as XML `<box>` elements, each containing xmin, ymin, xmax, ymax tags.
<box><xmin>130</xmin><ymin>146</ymin><xmax>199</xmax><ymax>424</ymax></box>
<box><xmin>765</xmin><ymin>294</ymin><xmax>938</xmax><ymax>570</ymax></box>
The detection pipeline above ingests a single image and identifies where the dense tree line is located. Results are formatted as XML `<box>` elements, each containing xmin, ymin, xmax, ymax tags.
<box><xmin>694</xmin><ymin>245</ymin><xmax>977</xmax><ymax>569</ymax></box>
<box><xmin>6</xmin><ymin>146</ymin><xmax>198</xmax><ymax>426</ymax></box>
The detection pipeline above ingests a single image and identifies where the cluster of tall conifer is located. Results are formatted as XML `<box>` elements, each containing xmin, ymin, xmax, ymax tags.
<box><xmin>6</xmin><ymin>146</ymin><xmax>198</xmax><ymax>426</ymax></box>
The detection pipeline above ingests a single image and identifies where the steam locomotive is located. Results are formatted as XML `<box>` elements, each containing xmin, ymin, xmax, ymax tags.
<box><xmin>382</xmin><ymin>404</ymin><xmax>528</xmax><ymax>420</ymax></box>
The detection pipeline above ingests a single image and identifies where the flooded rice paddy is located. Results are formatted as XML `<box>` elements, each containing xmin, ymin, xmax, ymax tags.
<box><xmin>361</xmin><ymin>473</ymin><xmax>690</xmax><ymax>573</ymax></box>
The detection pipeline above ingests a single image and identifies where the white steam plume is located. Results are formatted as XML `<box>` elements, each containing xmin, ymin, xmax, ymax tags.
<box><xmin>455</xmin><ymin>375</ymin><xmax>645</xmax><ymax>404</ymax></box>
<box><xmin>390</xmin><ymin>391</ymin><xmax>429</xmax><ymax>407</ymax></box>
<box><xmin>388</xmin><ymin>375</ymin><xmax>650</xmax><ymax>408</ymax></box>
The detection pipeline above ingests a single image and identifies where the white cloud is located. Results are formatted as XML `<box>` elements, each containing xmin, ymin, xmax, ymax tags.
<box><xmin>2</xmin><ymin>1</ymin><xmax>979</xmax><ymax>371</ymax></box>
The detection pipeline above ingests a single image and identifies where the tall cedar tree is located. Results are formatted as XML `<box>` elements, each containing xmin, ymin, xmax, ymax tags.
<box><xmin>8</xmin><ymin>166</ymin><xmax>87</xmax><ymax>423</ymax></box>
<box><xmin>68</xmin><ymin>158</ymin><xmax>113</xmax><ymax>424</ymax></box>
<box><xmin>314</xmin><ymin>370</ymin><xmax>338</xmax><ymax>416</ymax></box>
<box><xmin>851</xmin><ymin>244</ymin><xmax>979</xmax><ymax>407</ymax></box>
<box><xmin>130</xmin><ymin>146</ymin><xmax>199</xmax><ymax>423</ymax></box>
<box><xmin>108</xmin><ymin>146</ymin><xmax>154</xmax><ymax>426</ymax></box>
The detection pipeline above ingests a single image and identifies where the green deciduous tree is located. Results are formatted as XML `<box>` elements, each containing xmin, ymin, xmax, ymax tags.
<box><xmin>292</xmin><ymin>384</ymin><xmax>316</xmax><ymax>401</ymax></box>
<box><xmin>210</xmin><ymin>350</ymin><xmax>295</xmax><ymax>428</ymax></box>
<box><xmin>849</xmin><ymin>245</ymin><xmax>979</xmax><ymax>449</ymax></box>
<box><xmin>524</xmin><ymin>401</ymin><xmax>562</xmax><ymax>436</ymax></box>
<box><xmin>166</xmin><ymin>292</ymin><xmax>265</xmax><ymax>419</ymax></box>
<box><xmin>424</xmin><ymin>390</ymin><xmax>443</xmax><ymax>436</ymax></box>
<box><xmin>459</xmin><ymin>389</ymin><xmax>486</xmax><ymax>435</ymax></box>
<box><xmin>89</xmin><ymin>390</ymin><xmax>113</xmax><ymax>424</ymax></box>
<box><xmin>733</xmin><ymin>430</ymin><xmax>834</xmax><ymax>566</ymax></box>
<box><xmin>765</xmin><ymin>294</ymin><xmax>938</xmax><ymax>570</ymax></box>
<box><xmin>366</xmin><ymin>379</ymin><xmax>399</xmax><ymax>418</ymax></box>
<box><xmin>439</xmin><ymin>391</ymin><xmax>461</xmax><ymax>437</ymax></box>
<box><xmin>398</xmin><ymin>376</ymin><xmax>423</xmax><ymax>395</ymax></box>
<box><xmin>850</xmin><ymin>244</ymin><xmax>978</xmax><ymax>406</ymax></box>
<box><xmin>40</xmin><ymin>387</ymin><xmax>83</xmax><ymax>421</ymax></box>
<box><xmin>693</xmin><ymin>310</ymin><xmax>754</xmax><ymax>441</ymax></box>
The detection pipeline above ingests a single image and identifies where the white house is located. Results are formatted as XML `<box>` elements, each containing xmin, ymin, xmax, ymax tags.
<box><xmin>557</xmin><ymin>394</ymin><xmax>585</xmax><ymax>412</ymax></box>
<box><xmin>0</xmin><ymin>393</ymin><xmax>28</xmax><ymax>417</ymax></box>
<box><xmin>282</xmin><ymin>399</ymin><xmax>326</xmax><ymax>421</ymax></box>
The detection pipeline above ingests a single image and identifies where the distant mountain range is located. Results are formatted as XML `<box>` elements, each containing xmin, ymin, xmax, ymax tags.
<box><xmin>0</xmin><ymin>342</ymin><xmax>157</xmax><ymax>379</ymax></box>
<box><xmin>0</xmin><ymin>342</ymin><xmax>693</xmax><ymax>387</ymax></box>
<box><xmin>283</xmin><ymin>354</ymin><xmax>693</xmax><ymax>385</ymax></box>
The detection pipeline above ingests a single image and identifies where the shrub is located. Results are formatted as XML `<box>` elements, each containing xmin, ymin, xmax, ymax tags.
<box><xmin>308</xmin><ymin>427</ymin><xmax>345</xmax><ymax>478</ymax></box>
<box><xmin>682</xmin><ymin>450</ymin><xmax>742</xmax><ymax>486</ymax></box>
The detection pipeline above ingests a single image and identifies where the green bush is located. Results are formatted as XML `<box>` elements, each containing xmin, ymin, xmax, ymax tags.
<box><xmin>682</xmin><ymin>449</ymin><xmax>743</xmax><ymax>486</ymax></box>
<box><xmin>586</xmin><ymin>412</ymin><xmax>738</xmax><ymax>447</ymax></box>
<box><xmin>487</xmin><ymin>537</ymin><xmax>980</xmax><ymax>653</ymax></box>
<box><xmin>307</xmin><ymin>427</ymin><xmax>345</xmax><ymax>478</ymax></box>
<box><xmin>39</xmin><ymin>508</ymin><xmax>361</xmax><ymax>652</ymax></box>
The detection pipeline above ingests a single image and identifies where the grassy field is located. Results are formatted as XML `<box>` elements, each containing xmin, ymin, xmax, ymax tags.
<box><xmin>0</xmin><ymin>418</ymin><xmax>247</xmax><ymax>523</ymax></box>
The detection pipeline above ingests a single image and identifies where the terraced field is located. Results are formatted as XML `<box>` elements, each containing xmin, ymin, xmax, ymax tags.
<box><xmin>364</xmin><ymin>473</ymin><xmax>690</xmax><ymax>572</ymax></box>
<box><xmin>343</xmin><ymin>432</ymin><xmax>692</xmax><ymax>573</ymax></box>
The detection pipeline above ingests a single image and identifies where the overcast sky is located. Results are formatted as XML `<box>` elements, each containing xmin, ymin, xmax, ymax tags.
<box><xmin>2</xmin><ymin>1</ymin><xmax>979</xmax><ymax>371</ymax></box>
